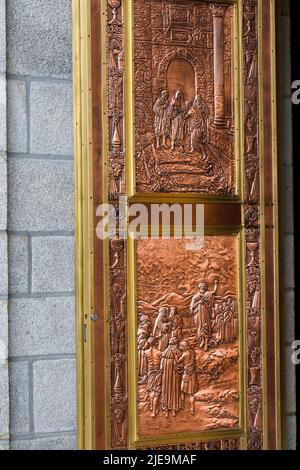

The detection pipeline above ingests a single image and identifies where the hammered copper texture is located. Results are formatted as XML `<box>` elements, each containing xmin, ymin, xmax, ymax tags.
<box><xmin>136</xmin><ymin>236</ymin><xmax>239</xmax><ymax>437</ymax></box>
<box><xmin>134</xmin><ymin>0</ymin><xmax>236</xmax><ymax>195</ymax></box>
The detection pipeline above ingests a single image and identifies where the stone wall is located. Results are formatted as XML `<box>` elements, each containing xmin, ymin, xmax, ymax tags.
<box><xmin>0</xmin><ymin>0</ymin><xmax>9</xmax><ymax>451</ymax></box>
<box><xmin>6</xmin><ymin>0</ymin><xmax>76</xmax><ymax>450</ymax></box>
<box><xmin>0</xmin><ymin>0</ymin><xmax>296</xmax><ymax>450</ymax></box>
<box><xmin>278</xmin><ymin>0</ymin><xmax>297</xmax><ymax>450</ymax></box>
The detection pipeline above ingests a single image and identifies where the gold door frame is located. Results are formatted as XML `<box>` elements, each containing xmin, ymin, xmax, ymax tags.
<box><xmin>73</xmin><ymin>0</ymin><xmax>282</xmax><ymax>450</ymax></box>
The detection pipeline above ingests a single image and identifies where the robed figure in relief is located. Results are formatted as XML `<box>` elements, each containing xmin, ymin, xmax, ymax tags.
<box><xmin>190</xmin><ymin>277</ymin><xmax>220</xmax><ymax>351</ymax></box>
<box><xmin>160</xmin><ymin>337</ymin><xmax>183</xmax><ymax>417</ymax></box>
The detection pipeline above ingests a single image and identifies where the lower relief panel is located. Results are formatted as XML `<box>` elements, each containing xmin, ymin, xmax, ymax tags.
<box><xmin>135</xmin><ymin>235</ymin><xmax>240</xmax><ymax>439</ymax></box>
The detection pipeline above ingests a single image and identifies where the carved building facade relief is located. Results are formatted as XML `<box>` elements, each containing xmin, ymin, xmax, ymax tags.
<box><xmin>134</xmin><ymin>0</ymin><xmax>236</xmax><ymax>195</ymax></box>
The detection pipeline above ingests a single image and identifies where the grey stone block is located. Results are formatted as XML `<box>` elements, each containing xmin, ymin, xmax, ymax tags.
<box><xmin>9</xmin><ymin>297</ymin><xmax>75</xmax><ymax>357</ymax></box>
<box><xmin>0</xmin><ymin>76</ymin><xmax>6</xmax><ymax>153</ymax></box>
<box><xmin>9</xmin><ymin>362</ymin><xmax>30</xmax><ymax>435</ymax></box>
<box><xmin>0</xmin><ymin>441</ymin><xmax>9</xmax><ymax>450</ymax></box>
<box><xmin>33</xmin><ymin>359</ymin><xmax>76</xmax><ymax>433</ymax></box>
<box><xmin>0</xmin><ymin>365</ymin><xmax>9</xmax><ymax>439</ymax></box>
<box><xmin>8</xmin><ymin>158</ymin><xmax>74</xmax><ymax>232</ymax></box>
<box><xmin>11</xmin><ymin>434</ymin><xmax>77</xmax><ymax>450</ymax></box>
<box><xmin>0</xmin><ymin>0</ymin><xmax>6</xmax><ymax>73</ymax></box>
<box><xmin>0</xmin><ymin>232</ymin><xmax>8</xmax><ymax>296</ymax></box>
<box><xmin>30</xmin><ymin>82</ymin><xmax>73</xmax><ymax>155</ymax></box>
<box><xmin>279</xmin><ymin>16</ymin><xmax>291</xmax><ymax>97</ymax></box>
<box><xmin>31</xmin><ymin>237</ymin><xmax>75</xmax><ymax>293</ymax></box>
<box><xmin>8</xmin><ymin>235</ymin><xmax>28</xmax><ymax>294</ymax></box>
<box><xmin>7</xmin><ymin>80</ymin><xmax>27</xmax><ymax>154</ymax></box>
<box><xmin>284</xmin><ymin>235</ymin><xmax>295</xmax><ymax>289</ymax></box>
<box><xmin>285</xmin><ymin>290</ymin><xmax>295</xmax><ymax>344</ymax></box>
<box><xmin>0</xmin><ymin>303</ymin><xmax>7</xmax><ymax>437</ymax></box>
<box><xmin>281</xmin><ymin>98</ymin><xmax>293</xmax><ymax>165</ymax></box>
<box><xmin>0</xmin><ymin>300</ymin><xmax>8</xmax><ymax>365</ymax></box>
<box><xmin>280</xmin><ymin>0</ymin><xmax>290</xmax><ymax>17</ymax></box>
<box><xmin>0</xmin><ymin>156</ymin><xmax>7</xmax><ymax>231</ymax></box>
<box><xmin>7</xmin><ymin>0</ymin><xmax>72</xmax><ymax>79</ymax></box>
<box><xmin>285</xmin><ymin>346</ymin><xmax>296</xmax><ymax>414</ymax></box>
<box><xmin>285</xmin><ymin>415</ymin><xmax>297</xmax><ymax>450</ymax></box>
<box><xmin>283</xmin><ymin>165</ymin><xmax>294</xmax><ymax>234</ymax></box>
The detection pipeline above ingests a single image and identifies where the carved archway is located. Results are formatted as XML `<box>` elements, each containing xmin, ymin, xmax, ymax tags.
<box><xmin>154</xmin><ymin>48</ymin><xmax>202</xmax><ymax>99</ymax></box>
<box><xmin>166</xmin><ymin>58</ymin><xmax>195</xmax><ymax>102</ymax></box>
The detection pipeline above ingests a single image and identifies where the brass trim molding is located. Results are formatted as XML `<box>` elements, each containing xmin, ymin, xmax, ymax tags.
<box><xmin>73</xmin><ymin>0</ymin><xmax>96</xmax><ymax>450</ymax></box>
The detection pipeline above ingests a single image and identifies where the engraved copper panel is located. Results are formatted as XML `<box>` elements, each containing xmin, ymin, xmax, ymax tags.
<box><xmin>136</xmin><ymin>236</ymin><xmax>239</xmax><ymax>437</ymax></box>
<box><xmin>134</xmin><ymin>0</ymin><xmax>236</xmax><ymax>195</ymax></box>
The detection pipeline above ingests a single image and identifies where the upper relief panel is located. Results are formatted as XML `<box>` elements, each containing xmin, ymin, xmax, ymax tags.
<box><xmin>134</xmin><ymin>0</ymin><xmax>238</xmax><ymax>196</ymax></box>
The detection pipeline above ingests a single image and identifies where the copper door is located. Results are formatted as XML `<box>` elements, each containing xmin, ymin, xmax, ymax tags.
<box><xmin>74</xmin><ymin>0</ymin><xmax>281</xmax><ymax>450</ymax></box>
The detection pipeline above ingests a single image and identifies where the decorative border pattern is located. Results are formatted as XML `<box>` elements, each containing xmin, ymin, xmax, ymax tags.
<box><xmin>108</xmin><ymin>0</ymin><xmax>126</xmax><ymax>200</ymax></box>
<box><xmin>107</xmin><ymin>0</ymin><xmax>128</xmax><ymax>448</ymax></box>
<box><xmin>242</xmin><ymin>0</ymin><xmax>263</xmax><ymax>450</ymax></box>
<box><xmin>110</xmin><ymin>238</ymin><xmax>128</xmax><ymax>448</ymax></box>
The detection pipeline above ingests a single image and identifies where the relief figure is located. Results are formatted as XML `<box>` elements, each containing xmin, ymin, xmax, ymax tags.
<box><xmin>161</xmin><ymin>337</ymin><xmax>183</xmax><ymax>417</ymax></box>
<box><xmin>169</xmin><ymin>90</ymin><xmax>185</xmax><ymax>151</ymax></box>
<box><xmin>178</xmin><ymin>341</ymin><xmax>198</xmax><ymax>416</ymax></box>
<box><xmin>153</xmin><ymin>90</ymin><xmax>171</xmax><ymax>149</ymax></box>
<box><xmin>145</xmin><ymin>336</ymin><xmax>163</xmax><ymax>417</ymax></box>
<box><xmin>169</xmin><ymin>307</ymin><xmax>183</xmax><ymax>342</ymax></box>
<box><xmin>153</xmin><ymin>307</ymin><xmax>173</xmax><ymax>351</ymax></box>
<box><xmin>138</xmin><ymin>314</ymin><xmax>152</xmax><ymax>377</ymax></box>
<box><xmin>186</xmin><ymin>94</ymin><xmax>209</xmax><ymax>156</ymax></box>
<box><xmin>190</xmin><ymin>277</ymin><xmax>220</xmax><ymax>351</ymax></box>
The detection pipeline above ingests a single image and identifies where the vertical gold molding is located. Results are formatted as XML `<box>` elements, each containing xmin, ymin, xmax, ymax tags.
<box><xmin>234</xmin><ymin>0</ymin><xmax>245</xmax><ymax>202</ymax></box>
<box><xmin>127</xmin><ymin>234</ymin><xmax>138</xmax><ymax>449</ymax></box>
<box><xmin>258</xmin><ymin>0</ymin><xmax>282</xmax><ymax>450</ymax></box>
<box><xmin>73</xmin><ymin>0</ymin><xmax>96</xmax><ymax>450</ymax></box>
<box><xmin>124</xmin><ymin>0</ymin><xmax>135</xmax><ymax>197</ymax></box>
<box><xmin>73</xmin><ymin>0</ymin><xmax>85</xmax><ymax>451</ymax></box>
<box><xmin>257</xmin><ymin>0</ymin><xmax>268</xmax><ymax>450</ymax></box>
<box><xmin>270</xmin><ymin>0</ymin><xmax>282</xmax><ymax>450</ymax></box>
<box><xmin>100</xmin><ymin>0</ymin><xmax>111</xmax><ymax>450</ymax></box>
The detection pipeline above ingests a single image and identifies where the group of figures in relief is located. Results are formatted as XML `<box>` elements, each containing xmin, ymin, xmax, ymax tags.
<box><xmin>154</xmin><ymin>89</ymin><xmax>210</xmax><ymax>159</ymax></box>
<box><xmin>138</xmin><ymin>277</ymin><xmax>238</xmax><ymax>419</ymax></box>
<box><xmin>134</xmin><ymin>83</ymin><xmax>235</xmax><ymax>195</ymax></box>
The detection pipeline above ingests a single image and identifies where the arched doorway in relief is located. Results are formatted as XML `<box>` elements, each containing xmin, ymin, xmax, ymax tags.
<box><xmin>166</xmin><ymin>58</ymin><xmax>196</xmax><ymax>102</ymax></box>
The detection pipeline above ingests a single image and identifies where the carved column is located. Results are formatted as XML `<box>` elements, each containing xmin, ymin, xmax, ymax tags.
<box><xmin>210</xmin><ymin>4</ymin><xmax>227</xmax><ymax>128</ymax></box>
